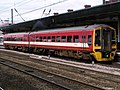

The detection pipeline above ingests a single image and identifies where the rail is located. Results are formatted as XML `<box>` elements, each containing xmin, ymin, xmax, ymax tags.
<box><xmin>0</xmin><ymin>57</ymin><xmax>105</xmax><ymax>90</ymax></box>
<box><xmin>0</xmin><ymin>49</ymin><xmax>120</xmax><ymax>89</ymax></box>
<box><xmin>0</xmin><ymin>87</ymin><xmax>4</xmax><ymax>90</ymax></box>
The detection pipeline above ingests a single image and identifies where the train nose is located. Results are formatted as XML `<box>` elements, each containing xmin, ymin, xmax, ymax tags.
<box><xmin>102</xmin><ymin>51</ymin><xmax>110</xmax><ymax>58</ymax></box>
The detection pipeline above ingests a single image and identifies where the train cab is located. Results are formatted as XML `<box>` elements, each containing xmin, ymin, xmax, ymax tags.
<box><xmin>92</xmin><ymin>25</ymin><xmax>117</xmax><ymax>61</ymax></box>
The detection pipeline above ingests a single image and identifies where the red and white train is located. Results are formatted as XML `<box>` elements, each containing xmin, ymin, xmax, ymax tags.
<box><xmin>4</xmin><ymin>24</ymin><xmax>117</xmax><ymax>61</ymax></box>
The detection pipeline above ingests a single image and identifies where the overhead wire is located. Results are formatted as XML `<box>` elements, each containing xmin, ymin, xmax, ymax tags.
<box><xmin>16</xmin><ymin>0</ymin><xmax>68</xmax><ymax>16</ymax></box>
<box><xmin>0</xmin><ymin>0</ymin><xmax>35</xmax><ymax>14</ymax></box>
<box><xmin>0</xmin><ymin>0</ymin><xmax>68</xmax><ymax>22</ymax></box>
<box><xmin>14</xmin><ymin>0</ymin><xmax>32</xmax><ymax>5</ymax></box>
<box><xmin>14</xmin><ymin>0</ymin><xmax>35</xmax><ymax>7</ymax></box>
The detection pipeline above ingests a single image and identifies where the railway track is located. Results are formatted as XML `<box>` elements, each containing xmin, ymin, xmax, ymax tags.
<box><xmin>0</xmin><ymin>58</ymin><xmax>70</xmax><ymax>90</ymax></box>
<box><xmin>0</xmin><ymin>49</ymin><xmax>120</xmax><ymax>89</ymax></box>
<box><xmin>0</xmin><ymin>58</ymin><xmax>103</xmax><ymax>90</ymax></box>
<box><xmin>2</xmin><ymin>51</ymin><xmax>120</xmax><ymax>83</ymax></box>
<box><xmin>0</xmin><ymin>87</ymin><xmax>4</xmax><ymax>90</ymax></box>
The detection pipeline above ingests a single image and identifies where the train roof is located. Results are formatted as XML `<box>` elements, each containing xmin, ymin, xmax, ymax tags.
<box><xmin>31</xmin><ymin>24</ymin><xmax>111</xmax><ymax>34</ymax></box>
<box><xmin>5</xmin><ymin>24</ymin><xmax>112</xmax><ymax>36</ymax></box>
<box><xmin>5</xmin><ymin>32</ymin><xmax>29</xmax><ymax>36</ymax></box>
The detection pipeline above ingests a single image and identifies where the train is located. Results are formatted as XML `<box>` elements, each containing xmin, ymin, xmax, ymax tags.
<box><xmin>0</xmin><ymin>31</ymin><xmax>4</xmax><ymax>46</ymax></box>
<box><xmin>3</xmin><ymin>24</ymin><xmax>117</xmax><ymax>61</ymax></box>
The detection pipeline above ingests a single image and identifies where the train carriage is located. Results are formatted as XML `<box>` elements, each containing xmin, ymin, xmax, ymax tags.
<box><xmin>4</xmin><ymin>24</ymin><xmax>117</xmax><ymax>61</ymax></box>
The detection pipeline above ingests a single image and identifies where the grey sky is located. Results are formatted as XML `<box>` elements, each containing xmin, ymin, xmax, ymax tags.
<box><xmin>0</xmin><ymin>0</ymin><xmax>102</xmax><ymax>23</ymax></box>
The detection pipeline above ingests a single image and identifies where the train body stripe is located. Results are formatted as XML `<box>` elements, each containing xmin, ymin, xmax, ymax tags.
<box><xmin>4</xmin><ymin>41</ymin><xmax>89</xmax><ymax>47</ymax></box>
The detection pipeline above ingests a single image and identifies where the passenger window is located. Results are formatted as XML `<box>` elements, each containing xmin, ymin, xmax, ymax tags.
<box><xmin>88</xmin><ymin>35</ymin><xmax>92</xmax><ymax>46</ymax></box>
<box><xmin>61</xmin><ymin>36</ymin><xmax>66</xmax><ymax>42</ymax></box>
<box><xmin>56</xmin><ymin>36</ymin><xmax>60</xmax><ymax>42</ymax></box>
<box><xmin>47</xmin><ymin>36</ymin><xmax>51</xmax><ymax>42</ymax></box>
<box><xmin>52</xmin><ymin>36</ymin><xmax>55</xmax><ymax>42</ymax></box>
<box><xmin>43</xmin><ymin>36</ymin><xmax>47</xmax><ymax>42</ymax></box>
<box><xmin>36</xmin><ymin>37</ymin><xmax>39</xmax><ymax>42</ymax></box>
<box><xmin>95</xmin><ymin>30</ymin><xmax>100</xmax><ymax>46</ymax></box>
<box><xmin>73</xmin><ymin>35</ymin><xmax>79</xmax><ymax>43</ymax></box>
<box><xmin>82</xmin><ymin>36</ymin><xmax>86</xmax><ymax>43</ymax></box>
<box><xmin>67</xmin><ymin>36</ymin><xmax>72</xmax><ymax>42</ymax></box>
<box><xmin>39</xmin><ymin>37</ymin><xmax>42</xmax><ymax>42</ymax></box>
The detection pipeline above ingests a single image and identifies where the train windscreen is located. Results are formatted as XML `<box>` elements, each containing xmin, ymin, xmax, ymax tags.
<box><xmin>95</xmin><ymin>27</ymin><xmax>116</xmax><ymax>51</ymax></box>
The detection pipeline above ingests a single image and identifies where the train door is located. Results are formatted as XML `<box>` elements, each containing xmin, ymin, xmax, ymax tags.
<box><xmin>101</xmin><ymin>27</ymin><xmax>111</xmax><ymax>51</ymax></box>
<box><xmin>81</xmin><ymin>31</ymin><xmax>87</xmax><ymax>51</ymax></box>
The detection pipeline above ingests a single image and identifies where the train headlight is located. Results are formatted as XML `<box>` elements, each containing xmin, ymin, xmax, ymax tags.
<box><xmin>105</xmin><ymin>54</ymin><xmax>109</xmax><ymax>58</ymax></box>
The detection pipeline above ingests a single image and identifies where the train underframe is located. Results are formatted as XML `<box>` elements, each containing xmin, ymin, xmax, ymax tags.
<box><xmin>4</xmin><ymin>45</ymin><xmax>116</xmax><ymax>62</ymax></box>
<box><xmin>29</xmin><ymin>47</ymin><xmax>93</xmax><ymax>60</ymax></box>
<box><xmin>5</xmin><ymin>45</ymin><xmax>94</xmax><ymax>61</ymax></box>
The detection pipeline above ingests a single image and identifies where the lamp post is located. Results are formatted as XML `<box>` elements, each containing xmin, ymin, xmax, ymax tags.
<box><xmin>11</xmin><ymin>9</ymin><xmax>13</xmax><ymax>24</ymax></box>
<box><xmin>103</xmin><ymin>0</ymin><xmax>106</xmax><ymax>4</ymax></box>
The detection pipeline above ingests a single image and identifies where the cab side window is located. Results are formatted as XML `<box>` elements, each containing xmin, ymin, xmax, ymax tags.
<box><xmin>95</xmin><ymin>30</ymin><xmax>100</xmax><ymax>46</ymax></box>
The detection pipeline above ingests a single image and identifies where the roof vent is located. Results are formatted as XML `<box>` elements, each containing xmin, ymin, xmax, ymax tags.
<box><xmin>84</xmin><ymin>5</ymin><xmax>91</xmax><ymax>8</ymax></box>
<box><xmin>53</xmin><ymin>13</ymin><xmax>59</xmax><ymax>16</ymax></box>
<box><xmin>67</xmin><ymin>9</ymin><xmax>73</xmax><ymax>12</ymax></box>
